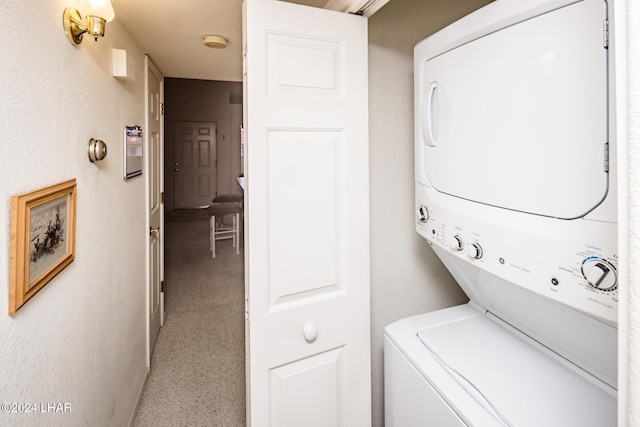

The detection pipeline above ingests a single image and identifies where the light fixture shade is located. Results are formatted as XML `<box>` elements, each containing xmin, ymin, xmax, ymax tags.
<box><xmin>203</xmin><ymin>35</ymin><xmax>228</xmax><ymax>49</ymax></box>
<box><xmin>78</xmin><ymin>0</ymin><xmax>115</xmax><ymax>22</ymax></box>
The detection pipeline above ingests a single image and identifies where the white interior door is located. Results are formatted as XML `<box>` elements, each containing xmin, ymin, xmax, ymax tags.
<box><xmin>243</xmin><ymin>1</ymin><xmax>371</xmax><ymax>425</ymax></box>
<box><xmin>145</xmin><ymin>56</ymin><xmax>165</xmax><ymax>366</ymax></box>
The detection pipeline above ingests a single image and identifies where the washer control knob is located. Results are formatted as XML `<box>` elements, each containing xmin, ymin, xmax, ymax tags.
<box><xmin>417</xmin><ymin>205</ymin><xmax>429</xmax><ymax>223</ymax></box>
<box><xmin>465</xmin><ymin>243</ymin><xmax>483</xmax><ymax>260</ymax></box>
<box><xmin>582</xmin><ymin>259</ymin><xmax>617</xmax><ymax>292</ymax></box>
<box><xmin>450</xmin><ymin>235</ymin><xmax>464</xmax><ymax>251</ymax></box>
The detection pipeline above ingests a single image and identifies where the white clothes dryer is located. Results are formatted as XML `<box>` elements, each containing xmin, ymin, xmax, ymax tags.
<box><xmin>385</xmin><ymin>0</ymin><xmax>618</xmax><ymax>425</ymax></box>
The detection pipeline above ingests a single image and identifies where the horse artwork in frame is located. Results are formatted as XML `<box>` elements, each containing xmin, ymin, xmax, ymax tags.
<box><xmin>9</xmin><ymin>179</ymin><xmax>77</xmax><ymax>315</ymax></box>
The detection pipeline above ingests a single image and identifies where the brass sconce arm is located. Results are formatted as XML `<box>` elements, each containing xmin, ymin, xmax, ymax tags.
<box><xmin>63</xmin><ymin>8</ymin><xmax>107</xmax><ymax>44</ymax></box>
<box><xmin>63</xmin><ymin>0</ymin><xmax>114</xmax><ymax>46</ymax></box>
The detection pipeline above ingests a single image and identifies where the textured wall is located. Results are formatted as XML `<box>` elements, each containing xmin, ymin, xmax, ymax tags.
<box><xmin>626</xmin><ymin>0</ymin><xmax>640</xmax><ymax>423</ymax></box>
<box><xmin>368</xmin><ymin>0</ymin><xmax>491</xmax><ymax>425</ymax></box>
<box><xmin>0</xmin><ymin>1</ymin><xmax>148</xmax><ymax>426</ymax></box>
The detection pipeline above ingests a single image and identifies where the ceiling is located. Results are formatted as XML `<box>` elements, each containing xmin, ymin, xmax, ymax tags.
<box><xmin>113</xmin><ymin>0</ymin><xmax>375</xmax><ymax>82</ymax></box>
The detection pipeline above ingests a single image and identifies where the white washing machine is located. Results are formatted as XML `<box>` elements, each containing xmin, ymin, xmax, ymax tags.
<box><xmin>385</xmin><ymin>0</ymin><xmax>618</xmax><ymax>425</ymax></box>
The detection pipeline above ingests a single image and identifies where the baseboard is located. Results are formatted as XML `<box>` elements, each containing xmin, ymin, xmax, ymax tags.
<box><xmin>128</xmin><ymin>367</ymin><xmax>150</xmax><ymax>427</ymax></box>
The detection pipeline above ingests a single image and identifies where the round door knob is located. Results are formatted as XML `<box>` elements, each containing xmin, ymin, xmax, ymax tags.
<box><xmin>465</xmin><ymin>243</ymin><xmax>483</xmax><ymax>259</ymax></box>
<box><xmin>302</xmin><ymin>324</ymin><xmax>318</xmax><ymax>343</ymax></box>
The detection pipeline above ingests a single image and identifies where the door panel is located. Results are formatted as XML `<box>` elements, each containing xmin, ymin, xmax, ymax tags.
<box><xmin>173</xmin><ymin>121</ymin><xmax>217</xmax><ymax>209</ymax></box>
<box><xmin>267</xmin><ymin>33</ymin><xmax>342</xmax><ymax>96</ymax></box>
<box><xmin>270</xmin><ymin>347</ymin><xmax>344</xmax><ymax>427</ymax></box>
<box><xmin>244</xmin><ymin>1</ymin><xmax>371</xmax><ymax>425</ymax></box>
<box><xmin>267</xmin><ymin>130</ymin><xmax>340</xmax><ymax>307</ymax></box>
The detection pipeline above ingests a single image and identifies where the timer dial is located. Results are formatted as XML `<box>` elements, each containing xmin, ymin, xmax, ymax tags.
<box><xmin>582</xmin><ymin>259</ymin><xmax>617</xmax><ymax>292</ymax></box>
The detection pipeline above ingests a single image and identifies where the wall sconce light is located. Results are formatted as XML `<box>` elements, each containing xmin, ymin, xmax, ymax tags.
<box><xmin>63</xmin><ymin>0</ymin><xmax>115</xmax><ymax>45</ymax></box>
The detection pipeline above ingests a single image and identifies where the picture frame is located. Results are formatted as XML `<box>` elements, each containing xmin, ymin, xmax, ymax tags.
<box><xmin>9</xmin><ymin>179</ymin><xmax>77</xmax><ymax>315</ymax></box>
<box><xmin>124</xmin><ymin>125</ymin><xmax>143</xmax><ymax>180</ymax></box>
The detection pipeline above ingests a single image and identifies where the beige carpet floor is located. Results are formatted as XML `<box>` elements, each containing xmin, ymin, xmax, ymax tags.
<box><xmin>134</xmin><ymin>218</ymin><xmax>246</xmax><ymax>426</ymax></box>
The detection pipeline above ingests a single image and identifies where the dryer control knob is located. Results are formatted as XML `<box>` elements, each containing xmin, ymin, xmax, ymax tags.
<box><xmin>465</xmin><ymin>243</ymin><xmax>483</xmax><ymax>260</ymax></box>
<box><xmin>417</xmin><ymin>205</ymin><xmax>429</xmax><ymax>223</ymax></box>
<box><xmin>451</xmin><ymin>235</ymin><xmax>464</xmax><ymax>251</ymax></box>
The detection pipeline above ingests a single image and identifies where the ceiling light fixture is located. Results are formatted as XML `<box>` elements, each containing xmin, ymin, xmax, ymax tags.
<box><xmin>63</xmin><ymin>0</ymin><xmax>115</xmax><ymax>45</ymax></box>
<box><xmin>203</xmin><ymin>35</ymin><xmax>229</xmax><ymax>49</ymax></box>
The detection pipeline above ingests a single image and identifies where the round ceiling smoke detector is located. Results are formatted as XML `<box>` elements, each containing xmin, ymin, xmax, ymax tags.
<box><xmin>203</xmin><ymin>35</ymin><xmax>228</xmax><ymax>49</ymax></box>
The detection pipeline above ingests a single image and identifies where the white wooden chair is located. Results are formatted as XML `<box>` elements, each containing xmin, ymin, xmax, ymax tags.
<box><xmin>207</xmin><ymin>194</ymin><xmax>243</xmax><ymax>258</ymax></box>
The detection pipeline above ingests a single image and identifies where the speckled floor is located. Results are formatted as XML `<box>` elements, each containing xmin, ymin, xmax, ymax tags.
<box><xmin>134</xmin><ymin>219</ymin><xmax>246</xmax><ymax>427</ymax></box>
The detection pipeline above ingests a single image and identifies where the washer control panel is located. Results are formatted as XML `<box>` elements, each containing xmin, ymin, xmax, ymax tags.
<box><xmin>416</xmin><ymin>184</ymin><xmax>618</xmax><ymax>326</ymax></box>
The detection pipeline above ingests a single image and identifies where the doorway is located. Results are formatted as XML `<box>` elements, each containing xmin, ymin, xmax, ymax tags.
<box><xmin>163</xmin><ymin>78</ymin><xmax>244</xmax><ymax>212</ymax></box>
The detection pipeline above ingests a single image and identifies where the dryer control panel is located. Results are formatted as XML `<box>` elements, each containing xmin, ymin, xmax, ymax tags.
<box><xmin>416</xmin><ymin>184</ymin><xmax>618</xmax><ymax>326</ymax></box>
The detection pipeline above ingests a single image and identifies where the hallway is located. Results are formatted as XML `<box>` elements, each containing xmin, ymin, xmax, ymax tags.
<box><xmin>134</xmin><ymin>218</ymin><xmax>246</xmax><ymax>426</ymax></box>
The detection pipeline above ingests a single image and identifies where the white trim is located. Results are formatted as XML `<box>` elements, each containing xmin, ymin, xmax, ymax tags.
<box><xmin>614</xmin><ymin>0</ymin><xmax>630</xmax><ymax>423</ymax></box>
<box><xmin>324</xmin><ymin>0</ymin><xmax>390</xmax><ymax>16</ymax></box>
<box><xmin>127</xmin><ymin>368</ymin><xmax>150</xmax><ymax>427</ymax></box>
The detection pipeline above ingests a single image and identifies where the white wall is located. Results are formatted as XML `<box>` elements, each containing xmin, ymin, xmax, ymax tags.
<box><xmin>368</xmin><ymin>0</ymin><xmax>491</xmax><ymax>425</ymax></box>
<box><xmin>0</xmin><ymin>1</ymin><xmax>148</xmax><ymax>426</ymax></box>
<box><xmin>625</xmin><ymin>0</ymin><xmax>640</xmax><ymax>423</ymax></box>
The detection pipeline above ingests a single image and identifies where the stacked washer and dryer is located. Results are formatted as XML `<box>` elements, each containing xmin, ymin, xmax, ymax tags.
<box><xmin>384</xmin><ymin>0</ymin><xmax>618</xmax><ymax>425</ymax></box>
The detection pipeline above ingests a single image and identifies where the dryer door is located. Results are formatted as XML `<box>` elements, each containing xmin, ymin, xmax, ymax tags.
<box><xmin>419</xmin><ymin>0</ymin><xmax>607</xmax><ymax>219</ymax></box>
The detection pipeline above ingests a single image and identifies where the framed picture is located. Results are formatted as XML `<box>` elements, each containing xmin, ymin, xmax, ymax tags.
<box><xmin>9</xmin><ymin>179</ymin><xmax>77</xmax><ymax>315</ymax></box>
<box><xmin>124</xmin><ymin>125</ymin><xmax>143</xmax><ymax>180</ymax></box>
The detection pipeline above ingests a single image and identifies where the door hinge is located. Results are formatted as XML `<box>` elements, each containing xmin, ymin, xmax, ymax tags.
<box><xmin>161</xmin><ymin>191</ymin><xmax>165</xmax><ymax>204</ymax></box>
<box><xmin>604</xmin><ymin>142</ymin><xmax>609</xmax><ymax>172</ymax></box>
<box><xmin>603</xmin><ymin>19</ymin><xmax>609</xmax><ymax>49</ymax></box>
<box><xmin>161</xmin><ymin>280</ymin><xmax>164</xmax><ymax>292</ymax></box>
<box><xmin>160</xmin><ymin>103</ymin><xmax>165</xmax><ymax>115</ymax></box>
<box><xmin>245</xmin><ymin>294</ymin><xmax>249</xmax><ymax>320</ymax></box>
<box><xmin>242</xmin><ymin>49</ymin><xmax>247</xmax><ymax>78</ymax></box>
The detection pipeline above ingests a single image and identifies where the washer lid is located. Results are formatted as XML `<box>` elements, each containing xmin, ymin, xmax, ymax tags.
<box><xmin>417</xmin><ymin>313</ymin><xmax>616</xmax><ymax>427</ymax></box>
<box><xmin>418</xmin><ymin>0</ymin><xmax>608</xmax><ymax>219</ymax></box>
